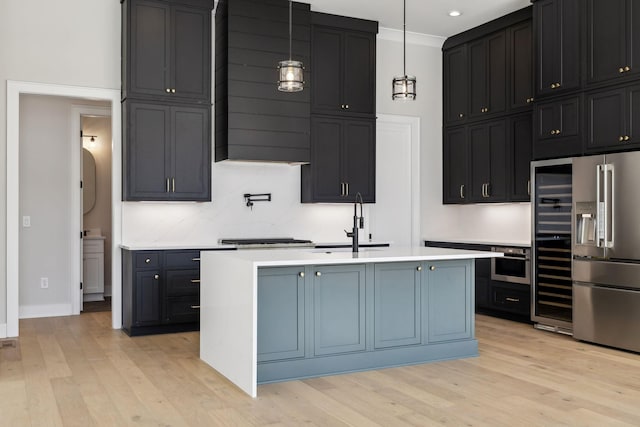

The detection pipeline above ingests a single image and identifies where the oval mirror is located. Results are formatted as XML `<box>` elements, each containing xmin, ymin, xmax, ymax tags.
<box><xmin>83</xmin><ymin>148</ymin><xmax>96</xmax><ymax>214</ymax></box>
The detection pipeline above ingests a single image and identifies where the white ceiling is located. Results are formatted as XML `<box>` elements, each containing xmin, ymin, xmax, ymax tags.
<box><xmin>306</xmin><ymin>0</ymin><xmax>532</xmax><ymax>38</ymax></box>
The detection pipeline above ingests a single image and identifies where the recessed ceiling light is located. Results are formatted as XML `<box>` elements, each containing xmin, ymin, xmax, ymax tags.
<box><xmin>449</xmin><ymin>10</ymin><xmax>462</xmax><ymax>17</ymax></box>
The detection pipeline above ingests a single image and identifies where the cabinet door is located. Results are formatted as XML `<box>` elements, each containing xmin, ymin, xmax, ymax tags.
<box><xmin>443</xmin><ymin>127</ymin><xmax>468</xmax><ymax>204</ymax></box>
<box><xmin>587</xmin><ymin>0</ymin><xmax>626</xmax><ymax>84</ymax></box>
<box><xmin>124</xmin><ymin>102</ymin><xmax>171</xmax><ymax>201</ymax></box>
<box><xmin>475</xmin><ymin>259</ymin><xmax>491</xmax><ymax>309</ymax></box>
<box><xmin>510</xmin><ymin>114</ymin><xmax>533</xmax><ymax>201</ymax></box>
<box><xmin>311</xmin><ymin>27</ymin><xmax>343</xmax><ymax>114</ymax></box>
<box><xmin>170</xmin><ymin>105</ymin><xmax>211</xmax><ymax>201</ymax></box>
<box><xmin>83</xmin><ymin>252</ymin><xmax>104</xmax><ymax>295</ymax></box>
<box><xmin>313</xmin><ymin>264</ymin><xmax>366</xmax><ymax>356</ymax></box>
<box><xmin>342</xmin><ymin>120</ymin><xmax>375</xmax><ymax>202</ymax></box>
<box><xmin>134</xmin><ymin>271</ymin><xmax>162</xmax><ymax>326</ymax></box>
<box><xmin>171</xmin><ymin>4</ymin><xmax>210</xmax><ymax>102</ymax></box>
<box><xmin>443</xmin><ymin>45</ymin><xmax>468</xmax><ymax>124</ymax></box>
<box><xmin>468</xmin><ymin>39</ymin><xmax>488</xmax><ymax>118</ymax></box>
<box><xmin>486</xmin><ymin>31</ymin><xmax>507</xmax><ymax>116</ymax></box>
<box><xmin>373</xmin><ymin>263</ymin><xmax>421</xmax><ymax>349</ymax></box>
<box><xmin>587</xmin><ymin>88</ymin><xmax>626</xmax><ymax>150</ymax></box>
<box><xmin>127</xmin><ymin>0</ymin><xmax>171</xmax><ymax>98</ymax></box>
<box><xmin>535</xmin><ymin>0</ymin><xmax>580</xmax><ymax>96</ymax></box>
<box><xmin>165</xmin><ymin>296</ymin><xmax>200</xmax><ymax>324</ymax></box>
<box><xmin>426</xmin><ymin>261</ymin><xmax>473</xmax><ymax>343</ymax></box>
<box><xmin>628</xmin><ymin>84</ymin><xmax>640</xmax><ymax>145</ymax></box>
<box><xmin>257</xmin><ymin>267</ymin><xmax>305</xmax><ymax>362</ymax></box>
<box><xmin>343</xmin><ymin>31</ymin><xmax>375</xmax><ymax>115</ymax></box>
<box><xmin>510</xmin><ymin>21</ymin><xmax>534</xmax><ymax>110</ymax></box>
<box><xmin>307</xmin><ymin>117</ymin><xmax>343</xmax><ymax>202</ymax></box>
<box><xmin>533</xmin><ymin>96</ymin><xmax>582</xmax><ymax>159</ymax></box>
<box><xmin>470</xmin><ymin>120</ymin><xmax>507</xmax><ymax>202</ymax></box>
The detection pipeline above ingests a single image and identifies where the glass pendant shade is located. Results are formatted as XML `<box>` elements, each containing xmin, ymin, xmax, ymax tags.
<box><xmin>392</xmin><ymin>75</ymin><xmax>417</xmax><ymax>100</ymax></box>
<box><xmin>278</xmin><ymin>59</ymin><xmax>304</xmax><ymax>92</ymax></box>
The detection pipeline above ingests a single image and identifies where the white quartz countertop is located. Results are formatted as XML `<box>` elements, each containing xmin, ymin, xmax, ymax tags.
<box><xmin>203</xmin><ymin>246</ymin><xmax>501</xmax><ymax>267</ymax></box>
<box><xmin>423</xmin><ymin>238</ymin><xmax>531</xmax><ymax>248</ymax></box>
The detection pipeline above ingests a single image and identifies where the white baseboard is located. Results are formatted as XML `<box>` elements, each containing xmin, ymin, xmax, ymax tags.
<box><xmin>19</xmin><ymin>304</ymin><xmax>73</xmax><ymax>319</ymax></box>
<box><xmin>83</xmin><ymin>294</ymin><xmax>105</xmax><ymax>302</ymax></box>
<box><xmin>0</xmin><ymin>323</ymin><xmax>7</xmax><ymax>338</ymax></box>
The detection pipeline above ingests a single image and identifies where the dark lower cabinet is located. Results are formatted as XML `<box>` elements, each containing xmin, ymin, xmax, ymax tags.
<box><xmin>586</xmin><ymin>84</ymin><xmax>640</xmax><ymax>152</ymax></box>
<box><xmin>490</xmin><ymin>281</ymin><xmax>531</xmax><ymax>317</ymax></box>
<box><xmin>122</xmin><ymin>249</ymin><xmax>202</xmax><ymax>336</ymax></box>
<box><xmin>123</xmin><ymin>101</ymin><xmax>211</xmax><ymax>201</ymax></box>
<box><xmin>301</xmin><ymin>116</ymin><xmax>375</xmax><ymax>203</ymax></box>
<box><xmin>533</xmin><ymin>95</ymin><xmax>582</xmax><ymax>160</ymax></box>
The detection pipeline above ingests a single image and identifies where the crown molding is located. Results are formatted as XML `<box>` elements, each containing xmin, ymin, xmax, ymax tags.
<box><xmin>378</xmin><ymin>27</ymin><xmax>446</xmax><ymax>48</ymax></box>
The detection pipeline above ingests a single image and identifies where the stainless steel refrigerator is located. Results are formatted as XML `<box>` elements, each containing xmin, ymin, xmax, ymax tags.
<box><xmin>573</xmin><ymin>152</ymin><xmax>640</xmax><ymax>352</ymax></box>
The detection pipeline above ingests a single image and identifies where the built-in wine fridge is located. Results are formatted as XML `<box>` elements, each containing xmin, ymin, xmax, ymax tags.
<box><xmin>531</xmin><ymin>158</ymin><xmax>573</xmax><ymax>334</ymax></box>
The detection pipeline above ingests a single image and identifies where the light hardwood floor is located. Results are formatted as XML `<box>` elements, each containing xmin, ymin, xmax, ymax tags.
<box><xmin>2</xmin><ymin>312</ymin><xmax>640</xmax><ymax>426</ymax></box>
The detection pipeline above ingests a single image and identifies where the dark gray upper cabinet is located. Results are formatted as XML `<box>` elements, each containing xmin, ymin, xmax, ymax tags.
<box><xmin>533</xmin><ymin>0</ymin><xmax>580</xmax><ymax>97</ymax></box>
<box><xmin>509</xmin><ymin>21</ymin><xmax>534</xmax><ymax>110</ymax></box>
<box><xmin>215</xmin><ymin>0</ymin><xmax>311</xmax><ymax>163</ymax></box>
<box><xmin>586</xmin><ymin>0</ymin><xmax>640</xmax><ymax>85</ymax></box>
<box><xmin>443</xmin><ymin>45</ymin><xmax>468</xmax><ymax>125</ymax></box>
<box><xmin>311</xmin><ymin>13</ymin><xmax>377</xmax><ymax>118</ymax></box>
<box><xmin>586</xmin><ymin>84</ymin><xmax>640</xmax><ymax>152</ymax></box>
<box><xmin>301</xmin><ymin>116</ymin><xmax>375</xmax><ymax>203</ymax></box>
<box><xmin>124</xmin><ymin>101</ymin><xmax>211</xmax><ymax>201</ymax></box>
<box><xmin>509</xmin><ymin>113</ymin><xmax>533</xmax><ymax>201</ymax></box>
<box><xmin>443</xmin><ymin>127</ymin><xmax>469</xmax><ymax>204</ymax></box>
<box><xmin>468</xmin><ymin>119</ymin><xmax>508</xmax><ymax>202</ymax></box>
<box><xmin>533</xmin><ymin>95</ymin><xmax>582</xmax><ymax>160</ymax></box>
<box><xmin>468</xmin><ymin>31</ymin><xmax>507</xmax><ymax>119</ymax></box>
<box><xmin>121</xmin><ymin>0</ymin><xmax>213</xmax><ymax>103</ymax></box>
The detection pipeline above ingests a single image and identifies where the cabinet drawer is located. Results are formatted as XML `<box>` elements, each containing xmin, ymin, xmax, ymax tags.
<box><xmin>491</xmin><ymin>283</ymin><xmax>530</xmax><ymax>315</ymax></box>
<box><xmin>135</xmin><ymin>252</ymin><xmax>161</xmax><ymax>269</ymax></box>
<box><xmin>165</xmin><ymin>269</ymin><xmax>200</xmax><ymax>296</ymax></box>
<box><xmin>83</xmin><ymin>239</ymin><xmax>104</xmax><ymax>254</ymax></box>
<box><xmin>165</xmin><ymin>296</ymin><xmax>200</xmax><ymax>324</ymax></box>
<box><xmin>164</xmin><ymin>251</ymin><xmax>200</xmax><ymax>268</ymax></box>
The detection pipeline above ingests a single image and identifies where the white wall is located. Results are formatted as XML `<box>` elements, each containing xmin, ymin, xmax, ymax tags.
<box><xmin>82</xmin><ymin>116</ymin><xmax>113</xmax><ymax>295</ymax></box>
<box><xmin>0</xmin><ymin>0</ymin><xmax>120</xmax><ymax>326</ymax></box>
<box><xmin>376</xmin><ymin>32</ymin><xmax>531</xmax><ymax>244</ymax></box>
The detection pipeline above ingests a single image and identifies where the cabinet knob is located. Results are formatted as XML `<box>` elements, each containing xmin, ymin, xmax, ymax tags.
<box><xmin>625</xmin><ymin>66</ymin><xmax>631</xmax><ymax>72</ymax></box>
<box><xmin>341</xmin><ymin>104</ymin><xmax>345</xmax><ymax>109</ymax></box>
<box><xmin>299</xmin><ymin>272</ymin><xmax>305</xmax><ymax>278</ymax></box>
<box><xmin>429</xmin><ymin>266</ymin><xmax>436</xmax><ymax>271</ymax></box>
<box><xmin>417</xmin><ymin>266</ymin><xmax>422</xmax><ymax>272</ymax></box>
<box><xmin>171</xmin><ymin>88</ymin><xmax>176</xmax><ymax>93</ymax></box>
<box><xmin>165</xmin><ymin>88</ymin><xmax>171</xmax><ymax>93</ymax></box>
<box><xmin>154</xmin><ymin>274</ymin><xmax>159</xmax><ymax>280</ymax></box>
<box><xmin>145</xmin><ymin>258</ymin><xmax>151</xmax><ymax>263</ymax></box>
<box><xmin>459</xmin><ymin>113</ymin><xmax>464</xmax><ymax>118</ymax></box>
<box><xmin>556</xmin><ymin>129</ymin><xmax>561</xmax><ymax>135</ymax></box>
<box><xmin>315</xmin><ymin>271</ymin><xmax>321</xmax><ymax>277</ymax></box>
<box><xmin>551</xmin><ymin>83</ymin><xmax>556</xmax><ymax>89</ymax></box>
<box><xmin>619</xmin><ymin>67</ymin><xmax>625</xmax><ymax>73</ymax></box>
<box><xmin>345</xmin><ymin>104</ymin><xmax>349</xmax><ymax>109</ymax></box>
<box><xmin>620</xmin><ymin>136</ymin><xmax>625</xmax><ymax>142</ymax></box>
<box><xmin>624</xmin><ymin>135</ymin><xmax>630</xmax><ymax>141</ymax></box>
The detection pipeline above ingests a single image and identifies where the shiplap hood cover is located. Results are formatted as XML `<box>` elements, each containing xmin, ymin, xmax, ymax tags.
<box><xmin>306</xmin><ymin>0</ymin><xmax>531</xmax><ymax>37</ymax></box>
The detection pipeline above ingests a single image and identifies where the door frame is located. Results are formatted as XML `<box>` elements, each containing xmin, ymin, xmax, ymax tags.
<box><xmin>72</xmin><ymin>106</ymin><xmax>112</xmax><ymax>315</ymax></box>
<box><xmin>6</xmin><ymin>80</ymin><xmax>122</xmax><ymax>337</ymax></box>
<box><xmin>376</xmin><ymin>114</ymin><xmax>421</xmax><ymax>247</ymax></box>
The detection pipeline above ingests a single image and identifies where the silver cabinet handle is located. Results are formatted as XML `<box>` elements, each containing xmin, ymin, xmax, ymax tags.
<box><xmin>527</xmin><ymin>179</ymin><xmax>531</xmax><ymax>196</ymax></box>
<box><xmin>345</xmin><ymin>182</ymin><xmax>349</xmax><ymax>196</ymax></box>
<box><xmin>315</xmin><ymin>271</ymin><xmax>321</xmax><ymax>277</ymax></box>
<box><xmin>166</xmin><ymin>178</ymin><xmax>170</xmax><ymax>193</ymax></box>
<box><xmin>460</xmin><ymin>184</ymin><xmax>465</xmax><ymax>199</ymax></box>
<box><xmin>172</xmin><ymin>177</ymin><xmax>175</xmax><ymax>193</ymax></box>
<box><xmin>429</xmin><ymin>266</ymin><xmax>435</xmax><ymax>271</ymax></box>
<box><xmin>192</xmin><ymin>258</ymin><xmax>200</xmax><ymax>262</ymax></box>
<box><xmin>154</xmin><ymin>274</ymin><xmax>159</xmax><ymax>280</ymax></box>
<box><xmin>485</xmin><ymin>183</ymin><xmax>491</xmax><ymax>198</ymax></box>
<box><xmin>190</xmin><ymin>279</ymin><xmax>200</xmax><ymax>283</ymax></box>
<box><xmin>145</xmin><ymin>258</ymin><xmax>151</xmax><ymax>264</ymax></box>
<box><xmin>417</xmin><ymin>266</ymin><xmax>422</xmax><ymax>271</ymax></box>
<box><xmin>340</xmin><ymin>182</ymin><xmax>344</xmax><ymax>196</ymax></box>
<box><xmin>505</xmin><ymin>297</ymin><xmax>520</xmax><ymax>303</ymax></box>
<box><xmin>299</xmin><ymin>272</ymin><xmax>305</xmax><ymax>278</ymax></box>
<box><xmin>190</xmin><ymin>305</ymin><xmax>200</xmax><ymax>309</ymax></box>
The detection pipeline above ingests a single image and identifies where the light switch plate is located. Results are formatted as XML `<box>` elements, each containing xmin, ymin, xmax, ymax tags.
<box><xmin>23</xmin><ymin>216</ymin><xmax>31</xmax><ymax>227</ymax></box>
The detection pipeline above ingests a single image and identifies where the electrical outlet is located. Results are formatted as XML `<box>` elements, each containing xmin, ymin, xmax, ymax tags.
<box><xmin>40</xmin><ymin>277</ymin><xmax>48</xmax><ymax>289</ymax></box>
<box><xmin>23</xmin><ymin>216</ymin><xmax>31</xmax><ymax>227</ymax></box>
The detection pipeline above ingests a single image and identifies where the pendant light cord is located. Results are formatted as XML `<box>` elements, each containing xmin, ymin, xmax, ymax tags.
<box><xmin>289</xmin><ymin>0</ymin><xmax>293</xmax><ymax>61</ymax></box>
<box><xmin>403</xmin><ymin>0</ymin><xmax>406</xmax><ymax>77</ymax></box>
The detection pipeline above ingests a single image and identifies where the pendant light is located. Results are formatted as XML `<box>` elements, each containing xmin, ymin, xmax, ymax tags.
<box><xmin>392</xmin><ymin>0</ymin><xmax>416</xmax><ymax>100</ymax></box>
<box><xmin>278</xmin><ymin>0</ymin><xmax>304</xmax><ymax>92</ymax></box>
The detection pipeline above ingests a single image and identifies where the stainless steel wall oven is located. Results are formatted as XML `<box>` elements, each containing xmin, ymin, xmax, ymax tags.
<box><xmin>491</xmin><ymin>247</ymin><xmax>530</xmax><ymax>285</ymax></box>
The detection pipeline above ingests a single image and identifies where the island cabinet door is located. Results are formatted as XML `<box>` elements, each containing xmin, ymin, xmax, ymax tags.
<box><xmin>373</xmin><ymin>262</ymin><xmax>422</xmax><ymax>349</ymax></box>
<box><xmin>312</xmin><ymin>264</ymin><xmax>366</xmax><ymax>356</ymax></box>
<box><xmin>424</xmin><ymin>260</ymin><xmax>473</xmax><ymax>343</ymax></box>
<box><xmin>257</xmin><ymin>267</ymin><xmax>306</xmax><ymax>362</ymax></box>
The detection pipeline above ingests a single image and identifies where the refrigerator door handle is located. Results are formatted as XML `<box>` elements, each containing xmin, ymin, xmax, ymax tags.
<box><xmin>605</xmin><ymin>164</ymin><xmax>614</xmax><ymax>249</ymax></box>
<box><xmin>596</xmin><ymin>164</ymin><xmax>604</xmax><ymax>247</ymax></box>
